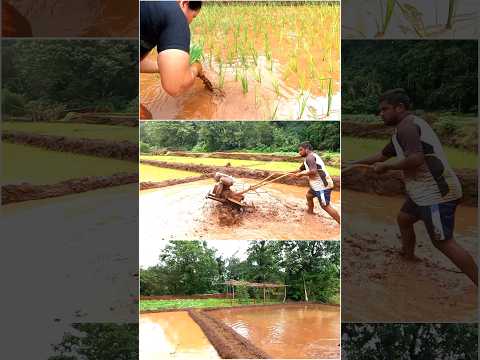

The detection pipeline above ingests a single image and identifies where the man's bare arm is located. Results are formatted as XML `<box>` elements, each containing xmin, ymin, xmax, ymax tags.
<box><xmin>157</xmin><ymin>49</ymin><xmax>198</xmax><ymax>97</ymax></box>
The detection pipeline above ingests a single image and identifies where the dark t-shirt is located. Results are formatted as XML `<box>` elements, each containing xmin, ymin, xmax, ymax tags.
<box><xmin>140</xmin><ymin>1</ymin><xmax>190</xmax><ymax>58</ymax></box>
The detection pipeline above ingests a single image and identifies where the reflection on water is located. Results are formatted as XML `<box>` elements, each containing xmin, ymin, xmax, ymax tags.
<box><xmin>210</xmin><ymin>305</ymin><xmax>340</xmax><ymax>359</ymax></box>
<box><xmin>140</xmin><ymin>312</ymin><xmax>220</xmax><ymax>360</ymax></box>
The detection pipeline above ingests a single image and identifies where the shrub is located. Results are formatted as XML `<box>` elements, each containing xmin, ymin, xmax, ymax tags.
<box><xmin>2</xmin><ymin>89</ymin><xmax>26</xmax><ymax>116</ymax></box>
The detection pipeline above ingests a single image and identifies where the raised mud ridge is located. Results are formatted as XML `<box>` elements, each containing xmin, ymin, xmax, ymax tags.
<box><xmin>2</xmin><ymin>172</ymin><xmax>138</xmax><ymax>204</ymax></box>
<box><xmin>149</xmin><ymin>150</ymin><xmax>340</xmax><ymax>166</ymax></box>
<box><xmin>188</xmin><ymin>309</ymin><xmax>270</xmax><ymax>359</ymax></box>
<box><xmin>140</xmin><ymin>159</ymin><xmax>341</xmax><ymax>189</ymax></box>
<box><xmin>140</xmin><ymin>174</ymin><xmax>211</xmax><ymax>190</ymax></box>
<box><xmin>62</xmin><ymin>112</ymin><xmax>138</xmax><ymax>126</ymax></box>
<box><xmin>3</xmin><ymin>131</ymin><xmax>138</xmax><ymax>161</ymax></box>
<box><xmin>342</xmin><ymin>166</ymin><xmax>477</xmax><ymax>207</ymax></box>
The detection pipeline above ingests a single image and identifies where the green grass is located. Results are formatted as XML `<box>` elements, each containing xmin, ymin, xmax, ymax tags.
<box><xmin>342</xmin><ymin>137</ymin><xmax>478</xmax><ymax>169</ymax></box>
<box><xmin>2</xmin><ymin>143</ymin><xmax>137</xmax><ymax>185</ymax></box>
<box><xmin>3</xmin><ymin>122</ymin><xmax>137</xmax><ymax>142</ymax></box>
<box><xmin>140</xmin><ymin>164</ymin><xmax>200</xmax><ymax>182</ymax></box>
<box><xmin>140</xmin><ymin>298</ymin><xmax>281</xmax><ymax>311</ymax></box>
<box><xmin>140</xmin><ymin>155</ymin><xmax>340</xmax><ymax>176</ymax></box>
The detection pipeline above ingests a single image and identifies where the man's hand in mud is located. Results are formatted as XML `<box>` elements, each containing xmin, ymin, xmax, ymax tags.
<box><xmin>372</xmin><ymin>162</ymin><xmax>389</xmax><ymax>174</ymax></box>
<box><xmin>290</xmin><ymin>172</ymin><xmax>302</xmax><ymax>178</ymax></box>
<box><xmin>191</xmin><ymin>61</ymin><xmax>203</xmax><ymax>77</ymax></box>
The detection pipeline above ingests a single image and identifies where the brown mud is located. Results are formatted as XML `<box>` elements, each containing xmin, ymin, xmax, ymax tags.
<box><xmin>198</xmin><ymin>74</ymin><xmax>226</xmax><ymax>97</ymax></box>
<box><xmin>342</xmin><ymin>190</ymin><xmax>478</xmax><ymax>322</ymax></box>
<box><xmin>208</xmin><ymin>304</ymin><xmax>340</xmax><ymax>359</ymax></box>
<box><xmin>140</xmin><ymin>174</ymin><xmax>211</xmax><ymax>191</ymax></box>
<box><xmin>2</xmin><ymin>172</ymin><xmax>138</xmax><ymax>204</ymax></box>
<box><xmin>140</xmin><ymin>159</ymin><xmax>340</xmax><ymax>189</ymax></box>
<box><xmin>3</xmin><ymin>131</ymin><xmax>138</xmax><ymax>161</ymax></box>
<box><xmin>140</xmin><ymin>178</ymin><xmax>340</xmax><ymax>243</ymax></box>
<box><xmin>342</xmin><ymin>166</ymin><xmax>477</xmax><ymax>207</ymax></box>
<box><xmin>140</xmin><ymin>311</ymin><xmax>220</xmax><ymax>360</ymax></box>
<box><xmin>189</xmin><ymin>309</ymin><xmax>270</xmax><ymax>359</ymax></box>
<box><xmin>150</xmin><ymin>150</ymin><xmax>339</xmax><ymax>166</ymax></box>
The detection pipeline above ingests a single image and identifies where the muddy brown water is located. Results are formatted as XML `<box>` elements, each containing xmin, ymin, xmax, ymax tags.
<box><xmin>342</xmin><ymin>190</ymin><xmax>478</xmax><ymax>322</ymax></box>
<box><xmin>209</xmin><ymin>305</ymin><xmax>340</xmax><ymax>359</ymax></box>
<box><xmin>140</xmin><ymin>179</ymin><xmax>339</xmax><ymax>260</ymax></box>
<box><xmin>140</xmin><ymin>312</ymin><xmax>220</xmax><ymax>360</ymax></box>
<box><xmin>140</xmin><ymin>51</ymin><xmax>340</xmax><ymax>120</ymax></box>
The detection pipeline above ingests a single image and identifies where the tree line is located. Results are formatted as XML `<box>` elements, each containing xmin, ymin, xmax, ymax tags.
<box><xmin>140</xmin><ymin>240</ymin><xmax>340</xmax><ymax>303</ymax></box>
<box><xmin>140</xmin><ymin>121</ymin><xmax>340</xmax><ymax>153</ymax></box>
<box><xmin>342</xmin><ymin>40</ymin><xmax>478</xmax><ymax>114</ymax></box>
<box><xmin>2</xmin><ymin>40</ymin><xmax>138</xmax><ymax>116</ymax></box>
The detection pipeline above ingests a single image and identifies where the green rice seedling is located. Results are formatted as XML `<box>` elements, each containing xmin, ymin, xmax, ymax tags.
<box><xmin>218</xmin><ymin>62</ymin><xmax>224</xmax><ymax>89</ymax></box>
<box><xmin>250</xmin><ymin>44</ymin><xmax>258</xmax><ymax>66</ymax></box>
<box><xmin>272</xmin><ymin>78</ymin><xmax>280</xmax><ymax>97</ymax></box>
<box><xmin>271</xmin><ymin>101</ymin><xmax>279</xmax><ymax>120</ymax></box>
<box><xmin>297</xmin><ymin>92</ymin><xmax>309</xmax><ymax>120</ymax></box>
<box><xmin>255</xmin><ymin>68</ymin><xmax>262</xmax><ymax>84</ymax></box>
<box><xmin>189</xmin><ymin>43</ymin><xmax>203</xmax><ymax>64</ymax></box>
<box><xmin>327</xmin><ymin>78</ymin><xmax>333</xmax><ymax>116</ymax></box>
<box><xmin>241</xmin><ymin>72</ymin><xmax>249</xmax><ymax>94</ymax></box>
<box><xmin>378</xmin><ymin>0</ymin><xmax>396</xmax><ymax>36</ymax></box>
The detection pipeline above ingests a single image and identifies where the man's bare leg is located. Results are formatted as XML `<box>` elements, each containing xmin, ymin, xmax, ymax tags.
<box><xmin>433</xmin><ymin>238</ymin><xmax>478</xmax><ymax>286</ymax></box>
<box><xmin>397</xmin><ymin>211</ymin><xmax>419</xmax><ymax>261</ymax></box>
<box><xmin>321</xmin><ymin>204</ymin><xmax>340</xmax><ymax>224</ymax></box>
<box><xmin>306</xmin><ymin>192</ymin><xmax>315</xmax><ymax>214</ymax></box>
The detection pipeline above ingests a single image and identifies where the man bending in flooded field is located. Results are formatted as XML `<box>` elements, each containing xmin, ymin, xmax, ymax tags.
<box><xmin>346</xmin><ymin>89</ymin><xmax>478</xmax><ymax>286</ymax></box>
<box><xmin>291</xmin><ymin>142</ymin><xmax>340</xmax><ymax>224</ymax></box>
<box><xmin>140</xmin><ymin>1</ymin><xmax>203</xmax><ymax>97</ymax></box>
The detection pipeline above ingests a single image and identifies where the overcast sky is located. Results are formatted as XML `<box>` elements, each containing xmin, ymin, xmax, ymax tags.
<box><xmin>140</xmin><ymin>240</ymin><xmax>251</xmax><ymax>268</ymax></box>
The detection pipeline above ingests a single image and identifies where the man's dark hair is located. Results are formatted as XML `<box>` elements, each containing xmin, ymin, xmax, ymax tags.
<box><xmin>379</xmin><ymin>88</ymin><xmax>411</xmax><ymax>110</ymax></box>
<box><xmin>299</xmin><ymin>142</ymin><xmax>313</xmax><ymax>151</ymax></box>
<box><xmin>188</xmin><ymin>1</ymin><xmax>202</xmax><ymax>10</ymax></box>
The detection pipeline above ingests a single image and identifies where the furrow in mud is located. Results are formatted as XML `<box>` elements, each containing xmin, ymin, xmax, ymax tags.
<box><xmin>2</xmin><ymin>172</ymin><xmax>138</xmax><ymax>204</ymax></box>
<box><xmin>3</xmin><ymin>131</ymin><xmax>138</xmax><ymax>161</ymax></box>
<box><xmin>140</xmin><ymin>159</ymin><xmax>341</xmax><ymax>189</ymax></box>
<box><xmin>140</xmin><ymin>174</ymin><xmax>211</xmax><ymax>190</ymax></box>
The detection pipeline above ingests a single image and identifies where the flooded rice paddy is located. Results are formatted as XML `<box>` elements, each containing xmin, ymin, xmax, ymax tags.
<box><xmin>140</xmin><ymin>164</ymin><xmax>200</xmax><ymax>182</ymax></box>
<box><xmin>141</xmin><ymin>3</ymin><xmax>340</xmax><ymax>120</ymax></box>
<box><xmin>140</xmin><ymin>312</ymin><xmax>220</xmax><ymax>360</ymax></box>
<box><xmin>2</xmin><ymin>143</ymin><xmax>136</xmax><ymax>185</ymax></box>
<box><xmin>3</xmin><ymin>121</ymin><xmax>138</xmax><ymax>142</ymax></box>
<box><xmin>210</xmin><ymin>304</ymin><xmax>340</xmax><ymax>359</ymax></box>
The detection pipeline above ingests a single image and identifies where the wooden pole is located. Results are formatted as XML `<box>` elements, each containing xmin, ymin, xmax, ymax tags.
<box><xmin>233</xmin><ymin>285</ymin><xmax>235</xmax><ymax>301</ymax></box>
<box><xmin>263</xmin><ymin>287</ymin><xmax>266</xmax><ymax>302</ymax></box>
<box><xmin>283</xmin><ymin>286</ymin><xmax>287</xmax><ymax>303</ymax></box>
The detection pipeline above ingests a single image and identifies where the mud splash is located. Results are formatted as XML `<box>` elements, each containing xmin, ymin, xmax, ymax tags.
<box><xmin>140</xmin><ymin>311</ymin><xmax>220</xmax><ymax>360</ymax></box>
<box><xmin>209</xmin><ymin>304</ymin><xmax>340</xmax><ymax>359</ymax></box>
<box><xmin>341</xmin><ymin>190</ymin><xmax>478</xmax><ymax>322</ymax></box>
<box><xmin>3</xmin><ymin>131</ymin><xmax>138</xmax><ymax>161</ymax></box>
<box><xmin>140</xmin><ymin>179</ymin><xmax>339</xmax><ymax>262</ymax></box>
